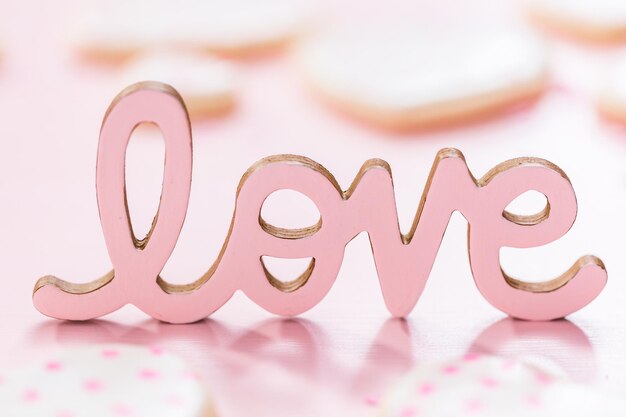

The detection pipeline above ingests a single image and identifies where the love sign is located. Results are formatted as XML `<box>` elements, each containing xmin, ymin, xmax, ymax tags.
<box><xmin>32</xmin><ymin>82</ymin><xmax>607</xmax><ymax>323</ymax></box>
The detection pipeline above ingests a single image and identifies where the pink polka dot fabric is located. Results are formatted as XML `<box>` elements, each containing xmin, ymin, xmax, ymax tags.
<box><xmin>379</xmin><ymin>354</ymin><xmax>626</xmax><ymax>417</ymax></box>
<box><xmin>0</xmin><ymin>344</ymin><xmax>215</xmax><ymax>417</ymax></box>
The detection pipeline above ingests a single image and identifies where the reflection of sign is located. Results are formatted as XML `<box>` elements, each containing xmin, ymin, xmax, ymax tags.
<box><xmin>32</xmin><ymin>82</ymin><xmax>607</xmax><ymax>323</ymax></box>
<box><xmin>32</xmin><ymin>317</ymin><xmax>595</xmax><ymax>415</ymax></box>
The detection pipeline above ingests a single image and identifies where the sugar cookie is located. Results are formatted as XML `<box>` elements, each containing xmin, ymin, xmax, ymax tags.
<box><xmin>598</xmin><ymin>57</ymin><xmax>626</xmax><ymax>124</ymax></box>
<box><xmin>120</xmin><ymin>52</ymin><xmax>236</xmax><ymax>118</ymax></box>
<box><xmin>74</xmin><ymin>0</ymin><xmax>317</xmax><ymax>62</ymax></box>
<box><xmin>294</xmin><ymin>29</ymin><xmax>548</xmax><ymax>129</ymax></box>
<box><xmin>0</xmin><ymin>344</ymin><xmax>216</xmax><ymax>417</ymax></box>
<box><xmin>379</xmin><ymin>354</ymin><xmax>626</xmax><ymax>417</ymax></box>
<box><xmin>172</xmin><ymin>0</ymin><xmax>318</xmax><ymax>56</ymax></box>
<box><xmin>527</xmin><ymin>0</ymin><xmax>626</xmax><ymax>43</ymax></box>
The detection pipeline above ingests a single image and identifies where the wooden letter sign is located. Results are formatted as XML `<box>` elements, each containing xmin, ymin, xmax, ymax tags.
<box><xmin>33</xmin><ymin>82</ymin><xmax>607</xmax><ymax>323</ymax></box>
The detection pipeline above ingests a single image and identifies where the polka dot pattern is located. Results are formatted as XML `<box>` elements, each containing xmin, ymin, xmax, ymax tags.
<box><xmin>379</xmin><ymin>354</ymin><xmax>626</xmax><ymax>417</ymax></box>
<box><xmin>0</xmin><ymin>344</ymin><xmax>215</xmax><ymax>417</ymax></box>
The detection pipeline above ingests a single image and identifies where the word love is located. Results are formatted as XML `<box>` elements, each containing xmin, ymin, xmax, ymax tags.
<box><xmin>33</xmin><ymin>82</ymin><xmax>607</xmax><ymax>324</ymax></box>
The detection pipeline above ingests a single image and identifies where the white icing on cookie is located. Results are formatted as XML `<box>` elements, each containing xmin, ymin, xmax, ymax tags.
<box><xmin>294</xmin><ymin>29</ymin><xmax>547</xmax><ymax>128</ymax></box>
<box><xmin>173</xmin><ymin>0</ymin><xmax>318</xmax><ymax>53</ymax></box>
<box><xmin>528</xmin><ymin>0</ymin><xmax>626</xmax><ymax>30</ymax></box>
<box><xmin>380</xmin><ymin>354</ymin><xmax>626</xmax><ymax>417</ymax></box>
<box><xmin>74</xmin><ymin>0</ymin><xmax>317</xmax><ymax>60</ymax></box>
<box><xmin>604</xmin><ymin>57</ymin><xmax>626</xmax><ymax>100</ymax></box>
<box><xmin>598</xmin><ymin>56</ymin><xmax>626</xmax><ymax>122</ymax></box>
<box><xmin>0</xmin><ymin>344</ymin><xmax>215</xmax><ymax>417</ymax></box>
<box><xmin>121</xmin><ymin>52</ymin><xmax>236</xmax><ymax>117</ymax></box>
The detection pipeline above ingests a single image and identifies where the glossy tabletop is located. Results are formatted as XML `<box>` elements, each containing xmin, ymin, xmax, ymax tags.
<box><xmin>1</xmin><ymin>1</ymin><xmax>626</xmax><ymax>416</ymax></box>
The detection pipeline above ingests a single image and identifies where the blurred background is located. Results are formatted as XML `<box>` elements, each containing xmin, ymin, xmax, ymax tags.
<box><xmin>3</xmin><ymin>0</ymin><xmax>626</xmax><ymax>416</ymax></box>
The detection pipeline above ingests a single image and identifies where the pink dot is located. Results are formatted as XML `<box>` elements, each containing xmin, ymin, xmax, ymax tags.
<box><xmin>84</xmin><ymin>379</ymin><xmax>103</xmax><ymax>392</ymax></box>
<box><xmin>166</xmin><ymin>395</ymin><xmax>184</xmax><ymax>407</ymax></box>
<box><xmin>112</xmin><ymin>404</ymin><xmax>134</xmax><ymax>416</ymax></box>
<box><xmin>102</xmin><ymin>349</ymin><xmax>119</xmax><ymax>358</ymax></box>
<box><xmin>481</xmin><ymin>377</ymin><xmax>499</xmax><ymax>388</ymax></box>
<box><xmin>463</xmin><ymin>352</ymin><xmax>481</xmax><ymax>362</ymax></box>
<box><xmin>46</xmin><ymin>361</ymin><xmax>62</xmax><ymax>371</ymax></box>
<box><xmin>442</xmin><ymin>365</ymin><xmax>460</xmax><ymax>375</ymax></box>
<box><xmin>466</xmin><ymin>398</ymin><xmax>483</xmax><ymax>412</ymax></box>
<box><xmin>139</xmin><ymin>369</ymin><xmax>160</xmax><ymax>380</ymax></box>
<box><xmin>526</xmin><ymin>394</ymin><xmax>542</xmax><ymax>408</ymax></box>
<box><xmin>535</xmin><ymin>372</ymin><xmax>553</xmax><ymax>385</ymax></box>
<box><xmin>418</xmin><ymin>383</ymin><xmax>435</xmax><ymax>395</ymax></box>
<box><xmin>401</xmin><ymin>407</ymin><xmax>418</xmax><ymax>417</ymax></box>
<box><xmin>181</xmin><ymin>370</ymin><xmax>201</xmax><ymax>380</ymax></box>
<box><xmin>364</xmin><ymin>396</ymin><xmax>379</xmax><ymax>406</ymax></box>
<box><xmin>150</xmin><ymin>346</ymin><xmax>165</xmax><ymax>356</ymax></box>
<box><xmin>23</xmin><ymin>389</ymin><xmax>39</xmax><ymax>402</ymax></box>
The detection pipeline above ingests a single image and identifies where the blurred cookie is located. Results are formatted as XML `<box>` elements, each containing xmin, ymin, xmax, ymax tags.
<box><xmin>379</xmin><ymin>354</ymin><xmax>626</xmax><ymax>417</ymax></box>
<box><xmin>294</xmin><ymin>29</ymin><xmax>548</xmax><ymax>130</ymax></box>
<box><xmin>0</xmin><ymin>344</ymin><xmax>216</xmax><ymax>417</ymax></box>
<box><xmin>527</xmin><ymin>0</ymin><xmax>626</xmax><ymax>43</ymax></box>
<box><xmin>598</xmin><ymin>57</ymin><xmax>626</xmax><ymax>124</ymax></box>
<box><xmin>121</xmin><ymin>52</ymin><xmax>236</xmax><ymax>117</ymax></box>
<box><xmin>175</xmin><ymin>0</ymin><xmax>318</xmax><ymax>56</ymax></box>
<box><xmin>73</xmin><ymin>0</ymin><xmax>317</xmax><ymax>62</ymax></box>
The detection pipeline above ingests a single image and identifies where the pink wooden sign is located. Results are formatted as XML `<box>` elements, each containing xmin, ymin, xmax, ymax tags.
<box><xmin>32</xmin><ymin>82</ymin><xmax>607</xmax><ymax>323</ymax></box>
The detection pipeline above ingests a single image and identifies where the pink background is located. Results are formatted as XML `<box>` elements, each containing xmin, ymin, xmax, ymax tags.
<box><xmin>2</xmin><ymin>0</ymin><xmax>626</xmax><ymax>415</ymax></box>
